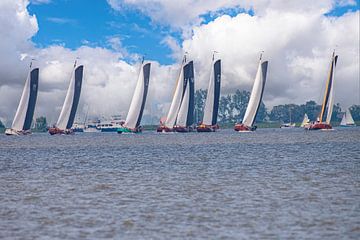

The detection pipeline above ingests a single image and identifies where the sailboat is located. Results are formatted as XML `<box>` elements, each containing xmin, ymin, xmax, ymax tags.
<box><xmin>197</xmin><ymin>54</ymin><xmax>221</xmax><ymax>132</ymax></box>
<box><xmin>306</xmin><ymin>51</ymin><xmax>338</xmax><ymax>130</ymax></box>
<box><xmin>300</xmin><ymin>113</ymin><xmax>311</xmax><ymax>128</ymax></box>
<box><xmin>157</xmin><ymin>55</ymin><xmax>187</xmax><ymax>132</ymax></box>
<box><xmin>173</xmin><ymin>61</ymin><xmax>195</xmax><ymax>132</ymax></box>
<box><xmin>48</xmin><ymin>61</ymin><xmax>84</xmax><ymax>135</ymax></box>
<box><xmin>340</xmin><ymin>108</ymin><xmax>356</xmax><ymax>127</ymax></box>
<box><xmin>5</xmin><ymin>61</ymin><xmax>39</xmax><ymax>135</ymax></box>
<box><xmin>234</xmin><ymin>53</ymin><xmax>268</xmax><ymax>132</ymax></box>
<box><xmin>280</xmin><ymin>108</ymin><xmax>296</xmax><ymax>128</ymax></box>
<box><xmin>117</xmin><ymin>60</ymin><xmax>151</xmax><ymax>133</ymax></box>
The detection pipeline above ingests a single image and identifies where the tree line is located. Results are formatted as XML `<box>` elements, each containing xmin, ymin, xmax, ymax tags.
<box><xmin>194</xmin><ymin>89</ymin><xmax>360</xmax><ymax>124</ymax></box>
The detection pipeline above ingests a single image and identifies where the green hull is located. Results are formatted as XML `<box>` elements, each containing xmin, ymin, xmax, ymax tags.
<box><xmin>117</xmin><ymin>127</ymin><xmax>141</xmax><ymax>134</ymax></box>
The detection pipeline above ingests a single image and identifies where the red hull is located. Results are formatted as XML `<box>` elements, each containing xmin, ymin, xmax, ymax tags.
<box><xmin>234</xmin><ymin>123</ymin><xmax>256</xmax><ymax>132</ymax></box>
<box><xmin>156</xmin><ymin>125</ymin><xmax>174</xmax><ymax>132</ymax></box>
<box><xmin>196</xmin><ymin>124</ymin><xmax>219</xmax><ymax>132</ymax></box>
<box><xmin>173</xmin><ymin>125</ymin><xmax>193</xmax><ymax>133</ymax></box>
<box><xmin>48</xmin><ymin>127</ymin><xmax>73</xmax><ymax>135</ymax></box>
<box><xmin>306</xmin><ymin>122</ymin><xmax>332</xmax><ymax>130</ymax></box>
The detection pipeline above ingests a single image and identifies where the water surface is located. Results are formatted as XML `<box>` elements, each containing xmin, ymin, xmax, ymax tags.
<box><xmin>0</xmin><ymin>128</ymin><xmax>359</xmax><ymax>239</ymax></box>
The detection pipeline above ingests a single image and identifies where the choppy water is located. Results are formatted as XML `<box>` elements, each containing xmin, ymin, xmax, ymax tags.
<box><xmin>0</xmin><ymin>128</ymin><xmax>359</xmax><ymax>239</ymax></box>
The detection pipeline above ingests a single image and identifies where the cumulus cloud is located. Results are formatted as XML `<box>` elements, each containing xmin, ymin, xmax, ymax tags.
<box><xmin>181</xmin><ymin>11</ymin><xmax>359</xmax><ymax>107</ymax></box>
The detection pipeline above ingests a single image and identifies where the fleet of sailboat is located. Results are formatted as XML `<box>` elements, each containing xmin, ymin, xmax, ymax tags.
<box><xmin>234</xmin><ymin>53</ymin><xmax>268</xmax><ymax>132</ymax></box>
<box><xmin>4</xmin><ymin>50</ymin><xmax>358</xmax><ymax>136</ymax></box>
<box><xmin>117</xmin><ymin>60</ymin><xmax>151</xmax><ymax>133</ymax></box>
<box><xmin>48</xmin><ymin>61</ymin><xmax>84</xmax><ymax>135</ymax></box>
<box><xmin>306</xmin><ymin>51</ymin><xmax>338</xmax><ymax>130</ymax></box>
<box><xmin>340</xmin><ymin>108</ymin><xmax>356</xmax><ymax>127</ymax></box>
<box><xmin>5</xmin><ymin>61</ymin><xmax>39</xmax><ymax>135</ymax></box>
<box><xmin>197</xmin><ymin>53</ymin><xmax>221</xmax><ymax>132</ymax></box>
<box><xmin>157</xmin><ymin>55</ymin><xmax>187</xmax><ymax>132</ymax></box>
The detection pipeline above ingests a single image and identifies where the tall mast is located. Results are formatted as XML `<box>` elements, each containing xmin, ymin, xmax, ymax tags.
<box><xmin>319</xmin><ymin>50</ymin><xmax>335</xmax><ymax>122</ymax></box>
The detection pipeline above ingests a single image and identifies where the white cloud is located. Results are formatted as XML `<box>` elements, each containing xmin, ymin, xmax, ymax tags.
<box><xmin>182</xmin><ymin>10</ymin><xmax>359</xmax><ymax>108</ymax></box>
<box><xmin>106</xmin><ymin>0</ymin><xmax>357</xmax><ymax>31</ymax></box>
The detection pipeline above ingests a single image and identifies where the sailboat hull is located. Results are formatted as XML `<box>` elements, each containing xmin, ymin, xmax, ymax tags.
<box><xmin>306</xmin><ymin>122</ymin><xmax>332</xmax><ymax>130</ymax></box>
<box><xmin>173</xmin><ymin>125</ymin><xmax>193</xmax><ymax>133</ymax></box>
<box><xmin>156</xmin><ymin>125</ymin><xmax>174</xmax><ymax>133</ymax></box>
<box><xmin>117</xmin><ymin>126</ymin><xmax>142</xmax><ymax>134</ymax></box>
<box><xmin>48</xmin><ymin>127</ymin><xmax>74</xmax><ymax>135</ymax></box>
<box><xmin>196</xmin><ymin>124</ymin><xmax>219</xmax><ymax>132</ymax></box>
<box><xmin>5</xmin><ymin>129</ymin><xmax>31</xmax><ymax>136</ymax></box>
<box><xmin>339</xmin><ymin>124</ymin><xmax>356</xmax><ymax>127</ymax></box>
<box><xmin>234</xmin><ymin>123</ymin><xmax>257</xmax><ymax>132</ymax></box>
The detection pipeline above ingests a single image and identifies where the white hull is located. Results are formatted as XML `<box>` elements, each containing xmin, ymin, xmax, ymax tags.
<box><xmin>5</xmin><ymin>128</ymin><xmax>31</xmax><ymax>136</ymax></box>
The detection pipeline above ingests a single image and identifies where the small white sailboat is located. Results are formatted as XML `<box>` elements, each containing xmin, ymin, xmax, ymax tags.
<box><xmin>173</xmin><ymin>61</ymin><xmax>195</xmax><ymax>132</ymax></box>
<box><xmin>280</xmin><ymin>108</ymin><xmax>296</xmax><ymax>128</ymax></box>
<box><xmin>117</xmin><ymin>60</ymin><xmax>151</xmax><ymax>133</ymax></box>
<box><xmin>234</xmin><ymin>53</ymin><xmax>268</xmax><ymax>132</ymax></box>
<box><xmin>157</xmin><ymin>55</ymin><xmax>187</xmax><ymax>132</ymax></box>
<box><xmin>300</xmin><ymin>113</ymin><xmax>311</xmax><ymax>128</ymax></box>
<box><xmin>48</xmin><ymin>61</ymin><xmax>84</xmax><ymax>135</ymax></box>
<box><xmin>306</xmin><ymin>51</ymin><xmax>338</xmax><ymax>130</ymax></box>
<box><xmin>197</xmin><ymin>53</ymin><xmax>221</xmax><ymax>132</ymax></box>
<box><xmin>5</xmin><ymin>61</ymin><xmax>39</xmax><ymax>135</ymax></box>
<box><xmin>340</xmin><ymin>108</ymin><xmax>356</xmax><ymax>127</ymax></box>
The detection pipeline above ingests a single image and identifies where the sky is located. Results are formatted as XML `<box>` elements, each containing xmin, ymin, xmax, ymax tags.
<box><xmin>0</xmin><ymin>0</ymin><xmax>359</xmax><ymax>126</ymax></box>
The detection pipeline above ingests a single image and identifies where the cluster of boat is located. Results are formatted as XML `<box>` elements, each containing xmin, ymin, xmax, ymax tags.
<box><xmin>3</xmin><ymin>50</ymin><xmax>356</xmax><ymax>136</ymax></box>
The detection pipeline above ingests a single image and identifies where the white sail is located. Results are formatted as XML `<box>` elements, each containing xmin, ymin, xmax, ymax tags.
<box><xmin>341</xmin><ymin>109</ymin><xmax>355</xmax><ymax>126</ymax></box>
<box><xmin>345</xmin><ymin>109</ymin><xmax>355</xmax><ymax>125</ymax></box>
<box><xmin>11</xmin><ymin>71</ymin><xmax>31</xmax><ymax>131</ymax></box>
<box><xmin>176</xmin><ymin>80</ymin><xmax>190</xmax><ymax>127</ymax></box>
<box><xmin>242</xmin><ymin>60</ymin><xmax>265</xmax><ymax>127</ymax></box>
<box><xmin>124</xmin><ymin>62</ymin><xmax>152</xmax><ymax>129</ymax></box>
<box><xmin>340</xmin><ymin>113</ymin><xmax>347</xmax><ymax>126</ymax></box>
<box><xmin>57</xmin><ymin>67</ymin><xmax>76</xmax><ymax>130</ymax></box>
<box><xmin>325</xmin><ymin>61</ymin><xmax>336</xmax><ymax>124</ymax></box>
<box><xmin>300</xmin><ymin>113</ymin><xmax>310</xmax><ymax>127</ymax></box>
<box><xmin>202</xmin><ymin>60</ymin><xmax>215</xmax><ymax>126</ymax></box>
<box><xmin>164</xmin><ymin>64</ymin><xmax>185</xmax><ymax>128</ymax></box>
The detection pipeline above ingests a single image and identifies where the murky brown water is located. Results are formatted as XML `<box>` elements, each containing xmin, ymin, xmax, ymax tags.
<box><xmin>1</xmin><ymin>128</ymin><xmax>359</xmax><ymax>239</ymax></box>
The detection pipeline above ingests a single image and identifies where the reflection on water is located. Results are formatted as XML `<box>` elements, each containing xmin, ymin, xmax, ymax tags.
<box><xmin>0</xmin><ymin>128</ymin><xmax>359</xmax><ymax>239</ymax></box>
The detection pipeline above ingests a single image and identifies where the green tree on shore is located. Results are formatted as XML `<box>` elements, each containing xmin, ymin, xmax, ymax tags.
<box><xmin>33</xmin><ymin>116</ymin><xmax>48</xmax><ymax>132</ymax></box>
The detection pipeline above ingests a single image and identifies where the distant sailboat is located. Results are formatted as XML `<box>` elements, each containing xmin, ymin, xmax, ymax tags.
<box><xmin>48</xmin><ymin>61</ymin><xmax>84</xmax><ymax>135</ymax></box>
<box><xmin>197</xmin><ymin>54</ymin><xmax>221</xmax><ymax>132</ymax></box>
<box><xmin>117</xmin><ymin>60</ymin><xmax>151</xmax><ymax>133</ymax></box>
<box><xmin>280</xmin><ymin>108</ymin><xmax>296</xmax><ymax>128</ymax></box>
<box><xmin>300</xmin><ymin>113</ymin><xmax>311</xmax><ymax>128</ymax></box>
<box><xmin>173</xmin><ymin>61</ymin><xmax>195</xmax><ymax>132</ymax></box>
<box><xmin>306</xmin><ymin>51</ymin><xmax>338</xmax><ymax>130</ymax></box>
<box><xmin>234</xmin><ymin>53</ymin><xmax>268</xmax><ymax>132</ymax></box>
<box><xmin>5</xmin><ymin>61</ymin><xmax>39</xmax><ymax>135</ymax></box>
<box><xmin>157</xmin><ymin>55</ymin><xmax>187</xmax><ymax>132</ymax></box>
<box><xmin>340</xmin><ymin>108</ymin><xmax>356</xmax><ymax>127</ymax></box>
